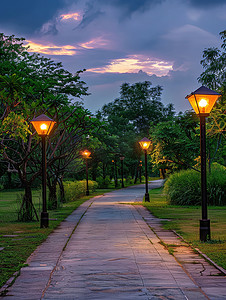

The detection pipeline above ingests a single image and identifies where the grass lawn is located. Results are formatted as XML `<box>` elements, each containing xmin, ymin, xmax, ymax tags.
<box><xmin>0</xmin><ymin>188</ymin><xmax>112</xmax><ymax>290</ymax></box>
<box><xmin>143</xmin><ymin>188</ymin><xmax>226</xmax><ymax>270</ymax></box>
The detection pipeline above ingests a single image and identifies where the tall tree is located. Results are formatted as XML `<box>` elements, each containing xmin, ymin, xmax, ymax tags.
<box><xmin>0</xmin><ymin>33</ymin><xmax>96</xmax><ymax>220</ymax></box>
<box><xmin>198</xmin><ymin>30</ymin><xmax>226</xmax><ymax>169</ymax></box>
<box><xmin>97</xmin><ymin>81</ymin><xmax>175</xmax><ymax>180</ymax></box>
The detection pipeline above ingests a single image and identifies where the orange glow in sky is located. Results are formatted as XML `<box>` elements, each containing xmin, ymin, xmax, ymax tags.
<box><xmin>60</xmin><ymin>12</ymin><xmax>81</xmax><ymax>21</ymax></box>
<box><xmin>26</xmin><ymin>41</ymin><xmax>76</xmax><ymax>55</ymax></box>
<box><xmin>87</xmin><ymin>55</ymin><xmax>173</xmax><ymax>76</ymax></box>
<box><xmin>79</xmin><ymin>37</ymin><xmax>109</xmax><ymax>49</ymax></box>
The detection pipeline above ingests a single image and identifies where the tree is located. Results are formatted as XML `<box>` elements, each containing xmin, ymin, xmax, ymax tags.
<box><xmin>0</xmin><ymin>33</ymin><xmax>96</xmax><ymax>220</ymax></box>
<box><xmin>198</xmin><ymin>30</ymin><xmax>226</xmax><ymax>169</ymax></box>
<box><xmin>150</xmin><ymin>112</ymin><xmax>200</xmax><ymax>176</ymax></box>
<box><xmin>96</xmin><ymin>81</ymin><xmax>175</xmax><ymax>181</ymax></box>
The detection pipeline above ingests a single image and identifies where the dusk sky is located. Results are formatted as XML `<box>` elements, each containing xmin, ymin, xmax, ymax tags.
<box><xmin>1</xmin><ymin>0</ymin><xmax>225</xmax><ymax>113</ymax></box>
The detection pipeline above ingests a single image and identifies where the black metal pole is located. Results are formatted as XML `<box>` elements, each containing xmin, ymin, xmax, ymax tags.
<box><xmin>200</xmin><ymin>115</ymin><xmax>210</xmax><ymax>241</ymax></box>
<box><xmin>114</xmin><ymin>160</ymin><xmax>118</xmax><ymax>188</ymax></box>
<box><xmin>86</xmin><ymin>158</ymin><xmax>89</xmax><ymax>196</ymax></box>
<box><xmin>139</xmin><ymin>163</ymin><xmax>142</xmax><ymax>183</ymax></box>
<box><xmin>121</xmin><ymin>159</ymin><xmax>124</xmax><ymax>188</ymax></box>
<box><xmin>41</xmin><ymin>136</ymin><xmax>49</xmax><ymax>228</ymax></box>
<box><xmin>144</xmin><ymin>149</ymin><xmax>150</xmax><ymax>202</ymax></box>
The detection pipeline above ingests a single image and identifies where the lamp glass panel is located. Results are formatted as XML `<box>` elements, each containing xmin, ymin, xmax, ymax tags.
<box><xmin>31</xmin><ymin>120</ymin><xmax>55</xmax><ymax>136</ymax></box>
<box><xmin>139</xmin><ymin>140</ymin><xmax>151</xmax><ymax>150</ymax></box>
<box><xmin>187</xmin><ymin>94</ymin><xmax>220</xmax><ymax>115</ymax></box>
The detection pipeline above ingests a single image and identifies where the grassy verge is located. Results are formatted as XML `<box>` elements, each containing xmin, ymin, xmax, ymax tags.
<box><xmin>0</xmin><ymin>188</ymin><xmax>110</xmax><ymax>289</ymax></box>
<box><xmin>143</xmin><ymin>188</ymin><xmax>226</xmax><ymax>269</ymax></box>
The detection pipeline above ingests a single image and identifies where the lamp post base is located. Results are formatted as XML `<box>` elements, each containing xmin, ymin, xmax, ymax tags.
<box><xmin>145</xmin><ymin>193</ymin><xmax>150</xmax><ymax>202</ymax></box>
<box><xmin>200</xmin><ymin>219</ymin><xmax>210</xmax><ymax>242</ymax></box>
<box><xmin>40</xmin><ymin>212</ymin><xmax>49</xmax><ymax>228</ymax></box>
<box><xmin>86</xmin><ymin>190</ymin><xmax>90</xmax><ymax>196</ymax></box>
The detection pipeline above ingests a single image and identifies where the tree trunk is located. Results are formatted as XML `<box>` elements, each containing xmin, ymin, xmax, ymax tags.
<box><xmin>7</xmin><ymin>172</ymin><xmax>12</xmax><ymax>187</ymax></box>
<box><xmin>48</xmin><ymin>181</ymin><xmax>58</xmax><ymax>209</ymax></box>
<box><xmin>103</xmin><ymin>163</ymin><xmax>106</xmax><ymax>180</ymax></box>
<box><xmin>18</xmin><ymin>183</ymin><xmax>38</xmax><ymax>221</ymax></box>
<box><xmin>134</xmin><ymin>160</ymin><xmax>140</xmax><ymax>184</ymax></box>
<box><xmin>160</xmin><ymin>168</ymin><xmax>166</xmax><ymax>179</ymax></box>
<box><xmin>58</xmin><ymin>177</ymin><xmax>65</xmax><ymax>203</ymax></box>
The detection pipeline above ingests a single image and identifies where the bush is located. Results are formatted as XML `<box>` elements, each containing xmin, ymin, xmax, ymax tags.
<box><xmin>58</xmin><ymin>180</ymin><xmax>98</xmax><ymax>202</ymax></box>
<box><xmin>164</xmin><ymin>164</ymin><xmax>226</xmax><ymax>206</ymax></box>
<box><xmin>126</xmin><ymin>176</ymin><xmax>133</xmax><ymax>184</ymax></box>
<box><xmin>208</xmin><ymin>163</ymin><xmax>226</xmax><ymax>205</ymax></box>
<box><xmin>96</xmin><ymin>176</ymin><xmax>111</xmax><ymax>188</ymax></box>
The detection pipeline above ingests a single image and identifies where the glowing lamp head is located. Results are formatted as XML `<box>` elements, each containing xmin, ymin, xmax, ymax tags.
<box><xmin>186</xmin><ymin>86</ymin><xmax>221</xmax><ymax>116</ymax></box>
<box><xmin>30</xmin><ymin>114</ymin><xmax>56</xmax><ymax>136</ymax></box>
<box><xmin>139</xmin><ymin>137</ymin><xmax>151</xmax><ymax>150</ymax></box>
<box><xmin>82</xmin><ymin>150</ymin><xmax>91</xmax><ymax>158</ymax></box>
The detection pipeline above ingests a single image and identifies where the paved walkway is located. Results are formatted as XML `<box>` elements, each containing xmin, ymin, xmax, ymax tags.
<box><xmin>2</xmin><ymin>181</ymin><xmax>226</xmax><ymax>300</ymax></box>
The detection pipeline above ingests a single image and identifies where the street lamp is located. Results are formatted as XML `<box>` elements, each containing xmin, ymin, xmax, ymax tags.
<box><xmin>30</xmin><ymin>114</ymin><xmax>56</xmax><ymax>228</ymax></box>
<box><xmin>119</xmin><ymin>156</ymin><xmax>125</xmax><ymax>188</ymax></box>
<box><xmin>139</xmin><ymin>160</ymin><xmax>142</xmax><ymax>183</ymax></box>
<box><xmin>112</xmin><ymin>159</ymin><xmax>118</xmax><ymax>188</ymax></box>
<box><xmin>186</xmin><ymin>86</ymin><xmax>221</xmax><ymax>241</ymax></box>
<box><xmin>82</xmin><ymin>150</ymin><xmax>91</xmax><ymax>196</ymax></box>
<box><xmin>139</xmin><ymin>137</ymin><xmax>151</xmax><ymax>202</ymax></box>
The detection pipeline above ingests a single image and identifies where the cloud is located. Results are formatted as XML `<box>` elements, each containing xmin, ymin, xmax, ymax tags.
<box><xmin>26</xmin><ymin>40</ymin><xmax>77</xmax><ymax>56</ymax></box>
<box><xmin>60</xmin><ymin>12</ymin><xmax>82</xmax><ymax>21</ymax></box>
<box><xmin>79</xmin><ymin>37</ymin><xmax>110</xmax><ymax>49</ymax></box>
<box><xmin>87</xmin><ymin>55</ymin><xmax>173</xmax><ymax>76</ymax></box>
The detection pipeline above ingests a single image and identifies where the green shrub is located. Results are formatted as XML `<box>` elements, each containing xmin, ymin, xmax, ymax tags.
<box><xmin>208</xmin><ymin>163</ymin><xmax>226</xmax><ymax>206</ymax></box>
<box><xmin>96</xmin><ymin>176</ymin><xmax>111</xmax><ymax>188</ymax></box>
<box><xmin>164</xmin><ymin>164</ymin><xmax>226</xmax><ymax>206</ymax></box>
<box><xmin>60</xmin><ymin>180</ymin><xmax>98</xmax><ymax>202</ymax></box>
<box><xmin>126</xmin><ymin>176</ymin><xmax>133</xmax><ymax>184</ymax></box>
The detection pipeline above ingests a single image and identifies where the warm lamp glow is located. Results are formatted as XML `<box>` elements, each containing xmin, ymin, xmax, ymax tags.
<box><xmin>199</xmin><ymin>99</ymin><xmax>208</xmax><ymax>107</ymax></box>
<box><xmin>186</xmin><ymin>86</ymin><xmax>221</xmax><ymax>116</ymax></box>
<box><xmin>82</xmin><ymin>150</ymin><xmax>91</xmax><ymax>158</ymax></box>
<box><xmin>139</xmin><ymin>137</ymin><xmax>151</xmax><ymax>150</ymax></box>
<box><xmin>40</xmin><ymin>123</ymin><xmax>47</xmax><ymax>130</ymax></box>
<box><xmin>31</xmin><ymin>114</ymin><xmax>56</xmax><ymax>136</ymax></box>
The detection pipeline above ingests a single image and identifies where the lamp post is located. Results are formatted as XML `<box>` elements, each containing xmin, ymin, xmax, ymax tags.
<box><xmin>112</xmin><ymin>159</ymin><xmax>118</xmax><ymax>188</ymax></box>
<box><xmin>119</xmin><ymin>156</ymin><xmax>125</xmax><ymax>188</ymax></box>
<box><xmin>139</xmin><ymin>160</ymin><xmax>142</xmax><ymax>183</ymax></box>
<box><xmin>82</xmin><ymin>150</ymin><xmax>91</xmax><ymax>196</ymax></box>
<box><xmin>186</xmin><ymin>86</ymin><xmax>221</xmax><ymax>242</ymax></box>
<box><xmin>139</xmin><ymin>137</ymin><xmax>151</xmax><ymax>202</ymax></box>
<box><xmin>30</xmin><ymin>114</ymin><xmax>56</xmax><ymax>228</ymax></box>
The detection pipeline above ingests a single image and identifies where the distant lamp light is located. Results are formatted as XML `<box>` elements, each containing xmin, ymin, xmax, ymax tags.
<box><xmin>139</xmin><ymin>137</ymin><xmax>151</xmax><ymax>150</ymax></box>
<box><xmin>82</xmin><ymin>150</ymin><xmax>91</xmax><ymax>158</ymax></box>
<box><xmin>139</xmin><ymin>137</ymin><xmax>151</xmax><ymax>202</ymax></box>
<box><xmin>82</xmin><ymin>150</ymin><xmax>91</xmax><ymax>196</ymax></box>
